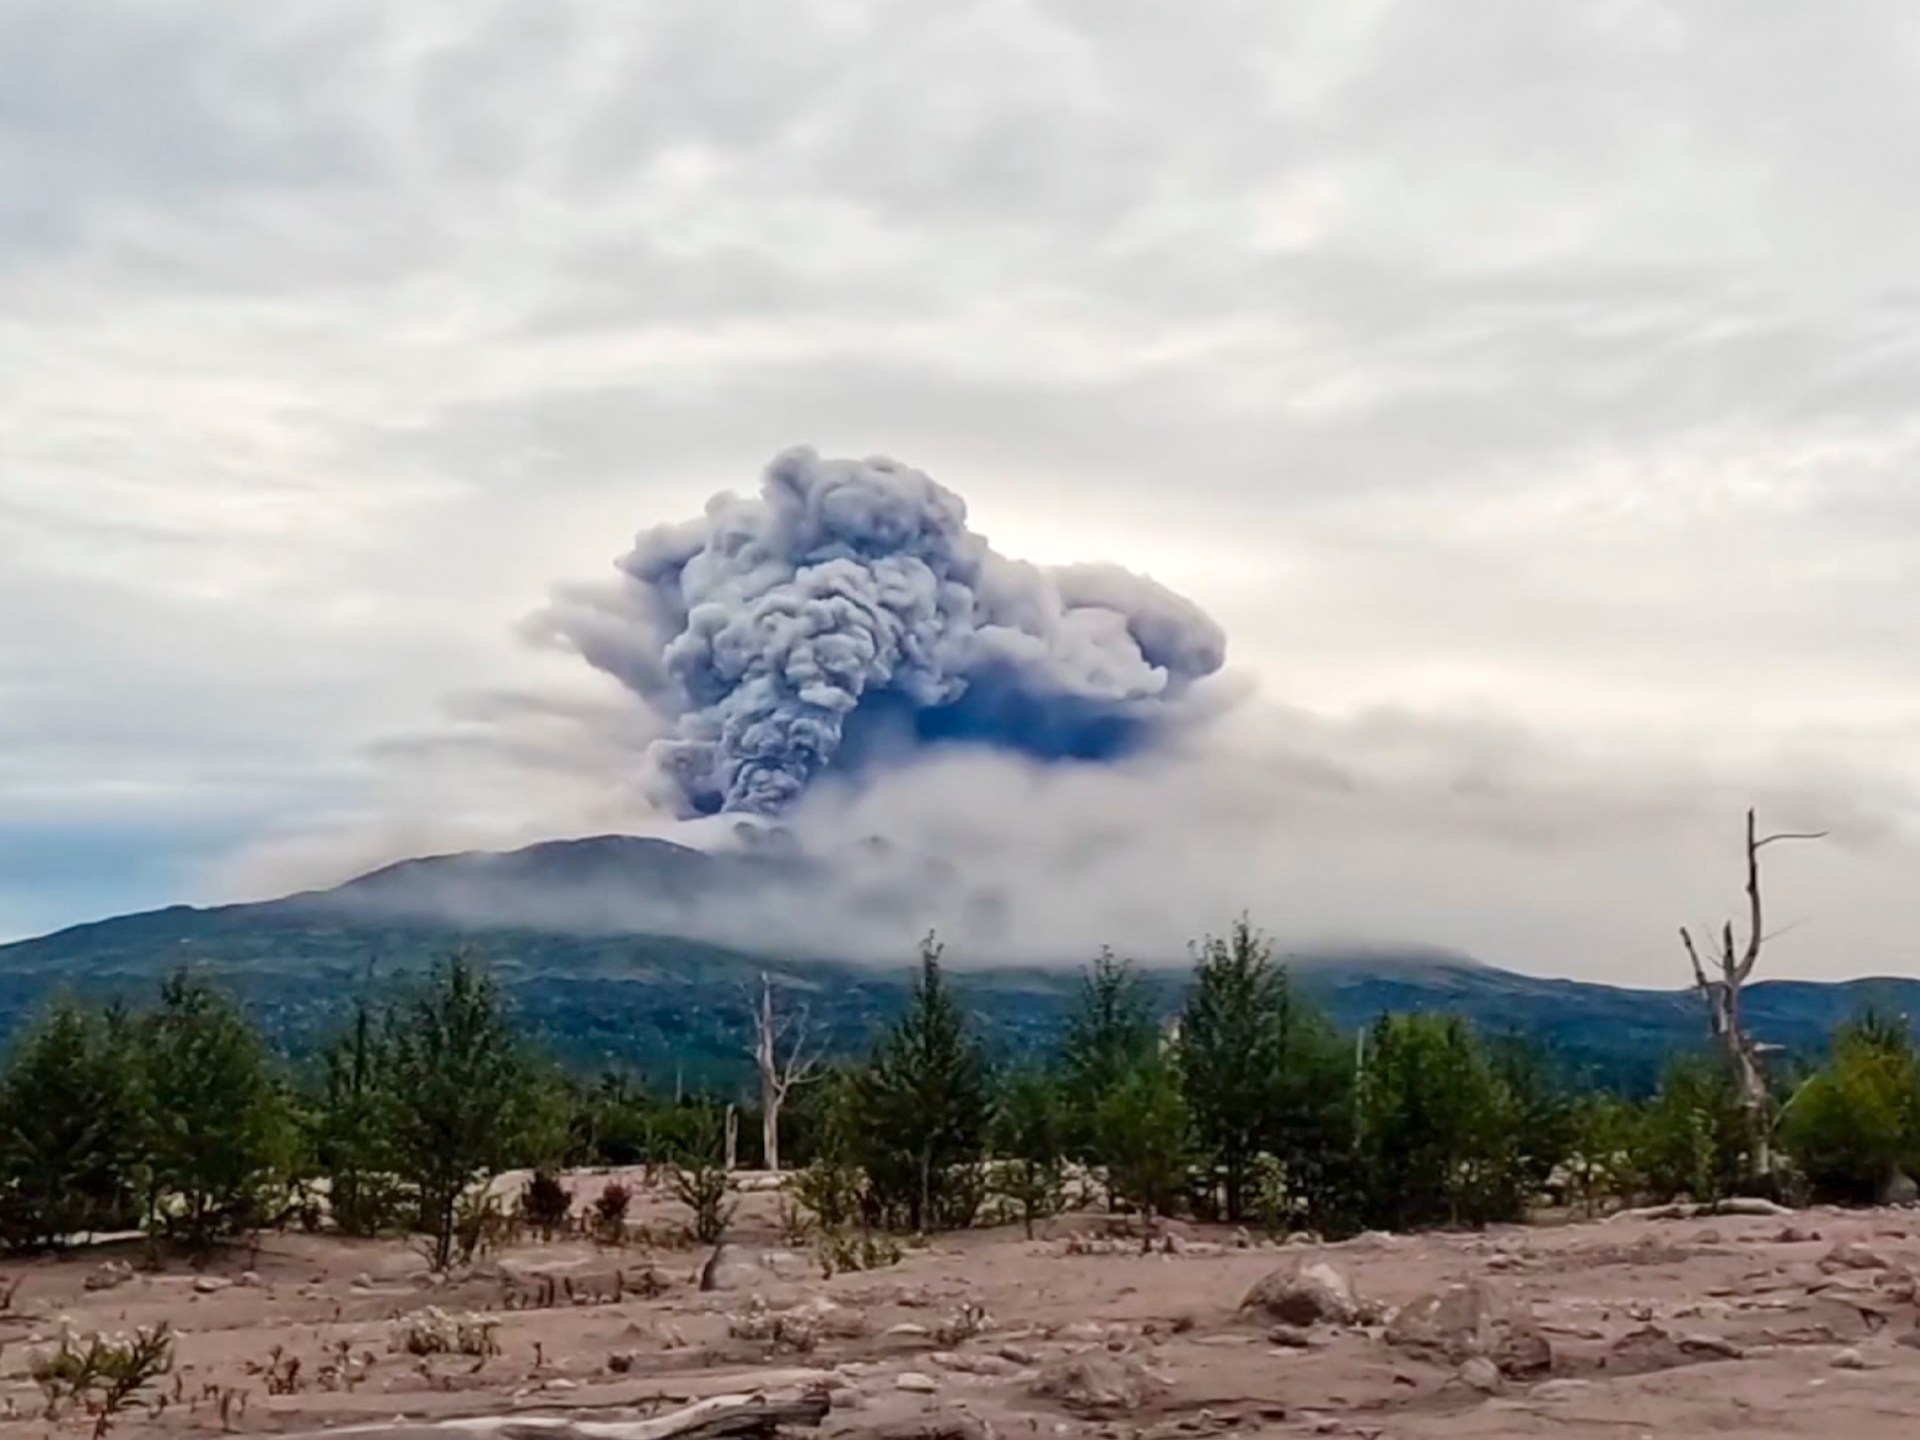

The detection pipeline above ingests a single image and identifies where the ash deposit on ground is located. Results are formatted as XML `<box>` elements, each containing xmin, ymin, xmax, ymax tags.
<box><xmin>536</xmin><ymin>447</ymin><xmax>1228</xmax><ymax>818</ymax></box>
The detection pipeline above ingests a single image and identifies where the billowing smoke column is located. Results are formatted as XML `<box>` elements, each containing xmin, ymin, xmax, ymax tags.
<box><xmin>540</xmin><ymin>447</ymin><xmax>1227</xmax><ymax>816</ymax></box>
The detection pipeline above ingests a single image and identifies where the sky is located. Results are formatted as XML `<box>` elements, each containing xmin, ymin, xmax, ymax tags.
<box><xmin>5</xmin><ymin>0</ymin><xmax>1920</xmax><ymax>983</ymax></box>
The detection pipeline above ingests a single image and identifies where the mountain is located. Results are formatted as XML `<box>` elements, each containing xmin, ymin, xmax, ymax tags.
<box><xmin>2</xmin><ymin>834</ymin><xmax>1914</xmax><ymax>1093</ymax></box>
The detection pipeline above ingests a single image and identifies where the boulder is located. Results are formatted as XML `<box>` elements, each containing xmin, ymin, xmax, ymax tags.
<box><xmin>1823</xmin><ymin>1242</ymin><xmax>1892</xmax><ymax>1272</ymax></box>
<box><xmin>1384</xmin><ymin>1279</ymin><xmax>1551</xmax><ymax>1377</ymax></box>
<box><xmin>1612</xmin><ymin>1328</ymin><xmax>1689</xmax><ymax>1374</ymax></box>
<box><xmin>1677</xmin><ymin>1332</ymin><xmax>1745</xmax><ymax>1361</ymax></box>
<box><xmin>1241</xmin><ymin>1261</ymin><xmax>1360</xmax><ymax>1328</ymax></box>
<box><xmin>84</xmin><ymin>1261</ymin><xmax>135</xmax><ymax>1293</ymax></box>
<box><xmin>1267</xmin><ymin>1325</ymin><xmax>1320</xmax><ymax>1349</ymax></box>
<box><xmin>1881</xmin><ymin>1170</ymin><xmax>1919</xmax><ymax>1206</ymax></box>
<box><xmin>1458</xmin><ymin>1357</ymin><xmax>1503</xmax><ymax>1394</ymax></box>
<box><xmin>1528</xmin><ymin>1378</ymin><xmax>1594</xmax><ymax>1404</ymax></box>
<box><xmin>1031</xmin><ymin>1353</ymin><xmax>1166</xmax><ymax>1415</ymax></box>
<box><xmin>699</xmin><ymin>1242</ymin><xmax>762</xmax><ymax>1293</ymax></box>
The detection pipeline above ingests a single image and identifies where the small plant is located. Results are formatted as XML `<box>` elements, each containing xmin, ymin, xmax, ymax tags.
<box><xmin>1250</xmin><ymin>1153</ymin><xmax>1291</xmax><ymax>1237</ymax></box>
<box><xmin>776</xmin><ymin>1190</ymin><xmax>815</xmax><ymax>1245</ymax></box>
<box><xmin>447</xmin><ymin>1190</ymin><xmax>518</xmax><ymax>1267</ymax></box>
<box><xmin>520</xmin><ymin>1171</ymin><xmax>572</xmax><ymax>1239</ymax></box>
<box><xmin>31</xmin><ymin>1324</ymin><xmax>175</xmax><ymax>1438</ymax></box>
<box><xmin>814</xmin><ymin>1227</ymin><xmax>903</xmax><ymax>1278</ymax></box>
<box><xmin>387</xmin><ymin>1306</ymin><xmax>500</xmax><ymax>1358</ymax></box>
<box><xmin>791</xmin><ymin>1155</ymin><xmax>864</xmax><ymax>1232</ymax></box>
<box><xmin>669</xmin><ymin>1159</ymin><xmax>737</xmax><ymax>1245</ymax></box>
<box><xmin>590</xmin><ymin>1180</ymin><xmax>632</xmax><ymax>1243</ymax></box>
<box><xmin>934</xmin><ymin>1301</ymin><xmax>993</xmax><ymax>1346</ymax></box>
<box><xmin>243</xmin><ymin>1344</ymin><xmax>302</xmax><ymax>1395</ymax></box>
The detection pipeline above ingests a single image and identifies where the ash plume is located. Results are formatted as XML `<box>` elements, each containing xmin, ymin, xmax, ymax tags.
<box><xmin>535</xmin><ymin>447</ymin><xmax>1227</xmax><ymax>816</ymax></box>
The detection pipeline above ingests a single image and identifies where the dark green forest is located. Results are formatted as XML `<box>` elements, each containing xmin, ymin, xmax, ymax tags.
<box><xmin>7</xmin><ymin>897</ymin><xmax>1919</xmax><ymax>1096</ymax></box>
<box><xmin>4</xmin><ymin>920</ymin><xmax>1916</xmax><ymax>1266</ymax></box>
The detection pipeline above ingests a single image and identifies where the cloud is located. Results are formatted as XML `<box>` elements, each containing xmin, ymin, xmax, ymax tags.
<box><xmin>4</xmin><ymin>0</ymin><xmax>1920</xmax><ymax>977</ymax></box>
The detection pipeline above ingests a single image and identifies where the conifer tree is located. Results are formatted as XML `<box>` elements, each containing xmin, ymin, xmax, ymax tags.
<box><xmin>852</xmin><ymin>934</ymin><xmax>989</xmax><ymax>1231</ymax></box>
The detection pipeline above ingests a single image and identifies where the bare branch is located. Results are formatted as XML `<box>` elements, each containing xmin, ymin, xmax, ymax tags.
<box><xmin>1757</xmin><ymin>917</ymin><xmax>1808</xmax><ymax>947</ymax></box>
<box><xmin>1679</xmin><ymin>927</ymin><xmax>1711</xmax><ymax>992</ymax></box>
<box><xmin>1753</xmin><ymin>830</ymin><xmax>1830</xmax><ymax>849</ymax></box>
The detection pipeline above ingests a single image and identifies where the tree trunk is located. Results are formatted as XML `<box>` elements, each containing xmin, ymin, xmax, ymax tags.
<box><xmin>1681</xmin><ymin>808</ymin><xmax>1824</xmax><ymax>1184</ymax></box>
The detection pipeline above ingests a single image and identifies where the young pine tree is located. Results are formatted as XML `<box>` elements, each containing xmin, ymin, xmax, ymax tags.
<box><xmin>1094</xmin><ymin>1057</ymin><xmax>1192</xmax><ymax>1220</ymax></box>
<box><xmin>989</xmin><ymin>1066</ymin><xmax>1067</xmax><ymax>1237</ymax></box>
<box><xmin>382</xmin><ymin>954</ymin><xmax>535</xmax><ymax>1269</ymax></box>
<box><xmin>1059</xmin><ymin>949</ymin><xmax>1160</xmax><ymax>1154</ymax></box>
<box><xmin>0</xmin><ymin>1002</ymin><xmax>139</xmax><ymax>1250</ymax></box>
<box><xmin>852</xmin><ymin>934</ymin><xmax>989</xmax><ymax>1232</ymax></box>
<box><xmin>1356</xmin><ymin>1012</ymin><xmax>1536</xmax><ymax>1230</ymax></box>
<box><xmin>138</xmin><ymin>972</ymin><xmax>293</xmax><ymax>1250</ymax></box>
<box><xmin>1781</xmin><ymin>1012</ymin><xmax>1920</xmax><ymax>1204</ymax></box>
<box><xmin>1633</xmin><ymin>1054</ymin><xmax>1751</xmax><ymax>1206</ymax></box>
<box><xmin>1180</xmin><ymin>919</ymin><xmax>1349</xmax><ymax>1222</ymax></box>
<box><xmin>310</xmin><ymin>997</ymin><xmax>404</xmax><ymax>1236</ymax></box>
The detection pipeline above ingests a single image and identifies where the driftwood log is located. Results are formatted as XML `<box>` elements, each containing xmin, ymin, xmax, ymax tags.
<box><xmin>1607</xmin><ymin>1197</ymin><xmax>1794</xmax><ymax>1223</ymax></box>
<box><xmin>274</xmin><ymin>1390</ymin><xmax>832</xmax><ymax>1440</ymax></box>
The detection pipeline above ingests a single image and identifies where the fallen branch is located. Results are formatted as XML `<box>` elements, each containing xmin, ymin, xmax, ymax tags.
<box><xmin>277</xmin><ymin>1390</ymin><xmax>832</xmax><ymax>1440</ymax></box>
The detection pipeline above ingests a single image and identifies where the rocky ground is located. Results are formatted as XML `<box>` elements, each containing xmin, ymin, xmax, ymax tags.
<box><xmin>6</xmin><ymin>1173</ymin><xmax>1920</xmax><ymax>1440</ymax></box>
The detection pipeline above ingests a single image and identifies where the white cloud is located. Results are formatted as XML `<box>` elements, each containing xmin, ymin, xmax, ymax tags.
<box><xmin>6</xmin><ymin>0</ymin><xmax>1920</xmax><ymax>979</ymax></box>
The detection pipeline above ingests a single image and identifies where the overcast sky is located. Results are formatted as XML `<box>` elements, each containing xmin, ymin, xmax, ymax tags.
<box><xmin>5</xmin><ymin>1</ymin><xmax>1920</xmax><ymax>982</ymax></box>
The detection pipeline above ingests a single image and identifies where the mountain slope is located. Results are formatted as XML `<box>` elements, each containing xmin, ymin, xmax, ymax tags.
<box><xmin>2</xmin><ymin>835</ymin><xmax>1913</xmax><ymax>1092</ymax></box>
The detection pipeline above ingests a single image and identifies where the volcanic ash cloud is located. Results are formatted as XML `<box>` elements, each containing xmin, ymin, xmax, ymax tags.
<box><xmin>534</xmin><ymin>448</ymin><xmax>1228</xmax><ymax>817</ymax></box>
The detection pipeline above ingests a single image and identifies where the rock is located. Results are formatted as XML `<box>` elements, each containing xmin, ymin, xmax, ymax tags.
<box><xmin>1267</xmin><ymin>1325</ymin><xmax>1320</xmax><ymax>1349</ymax></box>
<box><xmin>1896</xmin><ymin>1330</ymin><xmax>1920</xmax><ymax>1351</ymax></box>
<box><xmin>1529</xmin><ymin>1379</ymin><xmax>1594</xmax><ymax>1403</ymax></box>
<box><xmin>353</xmin><ymin>1272</ymin><xmax>375</xmax><ymax>1289</ymax></box>
<box><xmin>997</xmin><ymin>1343</ymin><xmax>1039</xmax><ymax>1365</ymax></box>
<box><xmin>884</xmin><ymin>1323</ymin><xmax>932</xmax><ymax>1339</ymax></box>
<box><xmin>1240</xmin><ymin>1261</ymin><xmax>1360</xmax><ymax>1328</ymax></box>
<box><xmin>1677</xmin><ymin>1332</ymin><xmax>1745</xmax><ymax>1360</ymax></box>
<box><xmin>1693</xmin><ymin>1229</ymin><xmax>1723</xmax><ymax>1246</ymax></box>
<box><xmin>700</xmin><ymin>1241</ymin><xmax>761</xmax><ymax>1293</ymax></box>
<box><xmin>788</xmin><ymin>1297</ymin><xmax>871</xmax><ymax>1339</ymax></box>
<box><xmin>1776</xmin><ymin>1226</ymin><xmax>1822</xmax><ymax>1245</ymax></box>
<box><xmin>1832</xmin><ymin>1347</ymin><xmax>1869</xmax><ymax>1370</ymax></box>
<box><xmin>1384</xmin><ymin>1279</ymin><xmax>1551</xmax><ymax>1378</ymax></box>
<box><xmin>84</xmin><ymin>1261</ymin><xmax>135</xmax><ymax>1292</ymax></box>
<box><xmin>1055</xmin><ymin>1322</ymin><xmax>1108</xmax><ymax>1344</ymax></box>
<box><xmin>1823</xmin><ymin>1243</ymin><xmax>1891</xmax><ymax>1272</ymax></box>
<box><xmin>933</xmin><ymin>1351</ymin><xmax>1018</xmax><ymax>1376</ymax></box>
<box><xmin>192</xmin><ymin>1275</ymin><xmax>231</xmax><ymax>1294</ymax></box>
<box><xmin>1031</xmin><ymin>1353</ymin><xmax>1166</xmax><ymax>1415</ymax></box>
<box><xmin>607</xmin><ymin>1351</ymin><xmax>639</xmax><ymax>1374</ymax></box>
<box><xmin>238</xmin><ymin>1270</ymin><xmax>263</xmax><ymax>1288</ymax></box>
<box><xmin>1881</xmin><ymin>1170</ymin><xmax>1919</xmax><ymax>1206</ymax></box>
<box><xmin>1608</xmin><ymin>1324</ymin><xmax>1696</xmax><ymax>1373</ymax></box>
<box><xmin>1231</xmin><ymin>1227</ymin><xmax>1253</xmax><ymax>1249</ymax></box>
<box><xmin>895</xmin><ymin>1371</ymin><xmax>939</xmax><ymax>1393</ymax></box>
<box><xmin>1458</xmin><ymin>1357</ymin><xmax>1503</xmax><ymax>1394</ymax></box>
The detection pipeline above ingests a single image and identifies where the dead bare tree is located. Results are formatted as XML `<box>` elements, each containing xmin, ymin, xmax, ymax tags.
<box><xmin>751</xmin><ymin>972</ymin><xmax>821</xmax><ymax>1172</ymax></box>
<box><xmin>1679</xmin><ymin>807</ymin><xmax>1826</xmax><ymax>1178</ymax></box>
